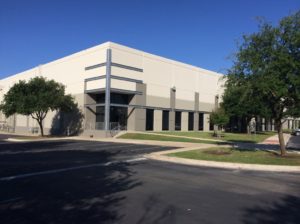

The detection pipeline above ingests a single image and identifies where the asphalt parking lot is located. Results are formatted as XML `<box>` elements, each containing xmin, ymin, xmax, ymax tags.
<box><xmin>0</xmin><ymin>136</ymin><xmax>300</xmax><ymax>224</ymax></box>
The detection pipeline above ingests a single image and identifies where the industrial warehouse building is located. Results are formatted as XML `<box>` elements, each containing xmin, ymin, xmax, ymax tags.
<box><xmin>0</xmin><ymin>42</ymin><xmax>297</xmax><ymax>137</ymax></box>
<box><xmin>0</xmin><ymin>42</ymin><xmax>224</xmax><ymax>136</ymax></box>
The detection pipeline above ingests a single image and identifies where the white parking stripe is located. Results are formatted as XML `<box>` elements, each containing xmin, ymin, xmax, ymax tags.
<box><xmin>0</xmin><ymin>197</ymin><xmax>22</xmax><ymax>204</ymax></box>
<box><xmin>0</xmin><ymin>157</ymin><xmax>147</xmax><ymax>181</ymax></box>
<box><xmin>125</xmin><ymin>158</ymin><xmax>147</xmax><ymax>163</ymax></box>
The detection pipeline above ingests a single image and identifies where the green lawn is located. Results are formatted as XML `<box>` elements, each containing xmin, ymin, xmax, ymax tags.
<box><xmin>118</xmin><ymin>133</ymin><xmax>228</xmax><ymax>145</ymax></box>
<box><xmin>169</xmin><ymin>147</ymin><xmax>300</xmax><ymax>166</ymax></box>
<box><xmin>153</xmin><ymin>131</ymin><xmax>275</xmax><ymax>143</ymax></box>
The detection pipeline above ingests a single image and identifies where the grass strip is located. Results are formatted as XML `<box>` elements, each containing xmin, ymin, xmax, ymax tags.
<box><xmin>118</xmin><ymin>133</ymin><xmax>228</xmax><ymax>145</ymax></box>
<box><xmin>153</xmin><ymin>131</ymin><xmax>275</xmax><ymax>143</ymax></box>
<box><xmin>169</xmin><ymin>147</ymin><xmax>300</xmax><ymax>166</ymax></box>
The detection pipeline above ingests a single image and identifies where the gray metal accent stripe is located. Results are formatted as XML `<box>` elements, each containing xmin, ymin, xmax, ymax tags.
<box><xmin>85</xmin><ymin>88</ymin><xmax>105</xmax><ymax>94</ymax></box>
<box><xmin>85</xmin><ymin>103</ymin><xmax>105</xmax><ymax>107</ymax></box>
<box><xmin>174</xmin><ymin>108</ymin><xmax>194</xmax><ymax>113</ymax></box>
<box><xmin>85</xmin><ymin>62</ymin><xmax>106</xmax><ymax>71</ymax></box>
<box><xmin>111</xmin><ymin>62</ymin><xmax>143</xmax><ymax>72</ymax></box>
<box><xmin>85</xmin><ymin>75</ymin><xmax>142</xmax><ymax>83</ymax></box>
<box><xmin>84</xmin><ymin>75</ymin><xmax>106</xmax><ymax>82</ymax></box>
<box><xmin>110</xmin><ymin>88</ymin><xmax>143</xmax><ymax>95</ymax></box>
<box><xmin>85</xmin><ymin>88</ymin><xmax>142</xmax><ymax>95</ymax></box>
<box><xmin>110</xmin><ymin>75</ymin><xmax>143</xmax><ymax>83</ymax></box>
<box><xmin>174</xmin><ymin>108</ymin><xmax>210</xmax><ymax>113</ymax></box>
<box><xmin>127</xmin><ymin>105</ymin><xmax>171</xmax><ymax>111</ymax></box>
<box><xmin>84</xmin><ymin>103</ymin><xmax>170</xmax><ymax>111</ymax></box>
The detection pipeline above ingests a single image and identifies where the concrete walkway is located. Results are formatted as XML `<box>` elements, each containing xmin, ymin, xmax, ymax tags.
<box><xmin>233</xmin><ymin>133</ymin><xmax>298</xmax><ymax>153</ymax></box>
<box><xmin>117</xmin><ymin>131</ymin><xmax>295</xmax><ymax>152</ymax></box>
<box><xmin>261</xmin><ymin>133</ymin><xmax>291</xmax><ymax>145</ymax></box>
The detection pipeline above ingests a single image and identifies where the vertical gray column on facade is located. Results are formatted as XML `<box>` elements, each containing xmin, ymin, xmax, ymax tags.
<box><xmin>261</xmin><ymin>118</ymin><xmax>265</xmax><ymax>131</ymax></box>
<box><xmin>215</xmin><ymin>95</ymin><xmax>219</xmax><ymax>109</ymax></box>
<box><xmin>266</xmin><ymin>118</ymin><xmax>272</xmax><ymax>131</ymax></box>
<box><xmin>169</xmin><ymin>88</ymin><xmax>176</xmax><ymax>131</ymax></box>
<box><xmin>213</xmin><ymin>94</ymin><xmax>219</xmax><ymax>131</ymax></box>
<box><xmin>104</xmin><ymin>49</ymin><xmax>112</xmax><ymax>130</ymax></box>
<box><xmin>292</xmin><ymin>119</ymin><xmax>295</xmax><ymax>129</ymax></box>
<box><xmin>127</xmin><ymin>83</ymin><xmax>146</xmax><ymax>131</ymax></box>
<box><xmin>194</xmin><ymin>92</ymin><xmax>199</xmax><ymax>131</ymax></box>
<box><xmin>83</xmin><ymin>80</ymin><xmax>87</xmax><ymax>129</ymax></box>
<box><xmin>256</xmin><ymin>116</ymin><xmax>261</xmax><ymax>131</ymax></box>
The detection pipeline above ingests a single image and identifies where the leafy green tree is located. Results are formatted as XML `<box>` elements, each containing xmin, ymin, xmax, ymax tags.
<box><xmin>210</xmin><ymin>108</ymin><xmax>229</xmax><ymax>136</ymax></box>
<box><xmin>223</xmin><ymin>11</ymin><xmax>300</xmax><ymax>155</ymax></box>
<box><xmin>0</xmin><ymin>77</ymin><xmax>75</xmax><ymax>136</ymax></box>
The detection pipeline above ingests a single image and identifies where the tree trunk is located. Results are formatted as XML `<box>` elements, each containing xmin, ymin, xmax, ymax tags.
<box><xmin>276</xmin><ymin>121</ymin><xmax>286</xmax><ymax>156</ymax></box>
<box><xmin>37</xmin><ymin>120</ymin><xmax>44</xmax><ymax>136</ymax></box>
<box><xmin>213</xmin><ymin>125</ymin><xmax>218</xmax><ymax>137</ymax></box>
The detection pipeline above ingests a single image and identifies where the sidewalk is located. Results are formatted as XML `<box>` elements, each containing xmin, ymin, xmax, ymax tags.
<box><xmin>261</xmin><ymin>133</ymin><xmax>291</xmax><ymax>145</ymax></box>
<box><xmin>231</xmin><ymin>133</ymin><xmax>296</xmax><ymax>152</ymax></box>
<box><xmin>72</xmin><ymin>136</ymin><xmax>214</xmax><ymax>148</ymax></box>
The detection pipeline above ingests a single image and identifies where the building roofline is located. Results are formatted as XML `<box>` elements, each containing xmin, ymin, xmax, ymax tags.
<box><xmin>1</xmin><ymin>41</ymin><xmax>224</xmax><ymax>81</ymax></box>
<box><xmin>106</xmin><ymin>41</ymin><xmax>223</xmax><ymax>77</ymax></box>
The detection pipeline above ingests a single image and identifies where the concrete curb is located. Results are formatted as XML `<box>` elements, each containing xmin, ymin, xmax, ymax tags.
<box><xmin>145</xmin><ymin>147</ymin><xmax>300</xmax><ymax>173</ymax></box>
<box><xmin>5</xmin><ymin>137</ymin><xmax>73</xmax><ymax>142</ymax></box>
<box><xmin>72</xmin><ymin>136</ymin><xmax>217</xmax><ymax>148</ymax></box>
<box><xmin>6</xmin><ymin>138</ymin><xmax>31</xmax><ymax>142</ymax></box>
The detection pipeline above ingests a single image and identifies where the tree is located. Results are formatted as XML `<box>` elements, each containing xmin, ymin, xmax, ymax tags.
<box><xmin>0</xmin><ymin>77</ymin><xmax>76</xmax><ymax>136</ymax></box>
<box><xmin>223</xmin><ymin>11</ymin><xmax>300</xmax><ymax>156</ymax></box>
<box><xmin>210</xmin><ymin>108</ymin><xmax>229</xmax><ymax>136</ymax></box>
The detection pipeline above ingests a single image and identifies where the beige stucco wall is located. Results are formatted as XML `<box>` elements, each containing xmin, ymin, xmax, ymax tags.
<box><xmin>109</xmin><ymin>42</ymin><xmax>224</xmax><ymax>111</ymax></box>
<box><xmin>111</xmin><ymin>79</ymin><xmax>136</xmax><ymax>92</ymax></box>
<box><xmin>86</xmin><ymin>79</ymin><xmax>106</xmax><ymax>91</ymax></box>
<box><xmin>0</xmin><ymin>43</ymin><xmax>108</xmax><ymax>133</ymax></box>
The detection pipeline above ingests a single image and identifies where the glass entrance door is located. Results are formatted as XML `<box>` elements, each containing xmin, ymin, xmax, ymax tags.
<box><xmin>110</xmin><ymin>106</ymin><xmax>128</xmax><ymax>130</ymax></box>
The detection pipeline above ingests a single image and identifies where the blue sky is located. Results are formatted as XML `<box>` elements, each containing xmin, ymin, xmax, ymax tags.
<box><xmin>0</xmin><ymin>0</ymin><xmax>299</xmax><ymax>78</ymax></box>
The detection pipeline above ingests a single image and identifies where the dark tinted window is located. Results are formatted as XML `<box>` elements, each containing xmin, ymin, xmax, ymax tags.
<box><xmin>175</xmin><ymin>111</ymin><xmax>181</xmax><ymax>131</ymax></box>
<box><xmin>162</xmin><ymin>110</ymin><xmax>169</xmax><ymax>130</ymax></box>
<box><xmin>199</xmin><ymin>113</ymin><xmax>204</xmax><ymax>130</ymax></box>
<box><xmin>146</xmin><ymin>109</ymin><xmax>154</xmax><ymax>131</ymax></box>
<box><xmin>188</xmin><ymin>112</ymin><xmax>194</xmax><ymax>131</ymax></box>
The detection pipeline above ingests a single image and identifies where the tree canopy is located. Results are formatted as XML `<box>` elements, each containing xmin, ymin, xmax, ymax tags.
<box><xmin>210</xmin><ymin>108</ymin><xmax>229</xmax><ymax>137</ymax></box>
<box><xmin>222</xmin><ymin>11</ymin><xmax>300</xmax><ymax>155</ymax></box>
<box><xmin>0</xmin><ymin>76</ymin><xmax>76</xmax><ymax>136</ymax></box>
<box><xmin>210</xmin><ymin>108</ymin><xmax>229</xmax><ymax>129</ymax></box>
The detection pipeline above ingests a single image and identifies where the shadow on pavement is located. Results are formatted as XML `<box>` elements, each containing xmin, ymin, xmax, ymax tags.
<box><xmin>242</xmin><ymin>195</ymin><xmax>300</xmax><ymax>224</ymax></box>
<box><xmin>0</xmin><ymin>141</ymin><xmax>143</xmax><ymax>223</ymax></box>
